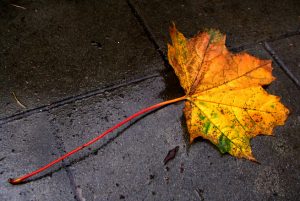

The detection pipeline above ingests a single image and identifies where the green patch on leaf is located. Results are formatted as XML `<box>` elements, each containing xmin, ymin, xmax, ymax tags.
<box><xmin>202</xmin><ymin>121</ymin><xmax>211</xmax><ymax>134</ymax></box>
<box><xmin>199</xmin><ymin>114</ymin><xmax>206</xmax><ymax>120</ymax></box>
<box><xmin>217</xmin><ymin>134</ymin><xmax>231</xmax><ymax>154</ymax></box>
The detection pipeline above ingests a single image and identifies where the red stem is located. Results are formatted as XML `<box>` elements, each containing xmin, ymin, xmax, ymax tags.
<box><xmin>8</xmin><ymin>96</ymin><xmax>186</xmax><ymax>184</ymax></box>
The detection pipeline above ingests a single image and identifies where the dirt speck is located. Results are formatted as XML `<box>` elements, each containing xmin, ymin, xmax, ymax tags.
<box><xmin>180</xmin><ymin>163</ymin><xmax>184</xmax><ymax>173</ymax></box>
<box><xmin>149</xmin><ymin>174</ymin><xmax>155</xmax><ymax>179</ymax></box>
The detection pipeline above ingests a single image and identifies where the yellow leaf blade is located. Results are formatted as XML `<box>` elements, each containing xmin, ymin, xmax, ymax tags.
<box><xmin>185</xmin><ymin>86</ymin><xmax>289</xmax><ymax>160</ymax></box>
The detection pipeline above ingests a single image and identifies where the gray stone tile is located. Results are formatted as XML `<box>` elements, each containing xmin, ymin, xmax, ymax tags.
<box><xmin>0</xmin><ymin>0</ymin><xmax>163</xmax><ymax>118</ymax></box>
<box><xmin>0</xmin><ymin>113</ymin><xmax>75</xmax><ymax>201</ymax></box>
<box><xmin>268</xmin><ymin>35</ymin><xmax>300</xmax><ymax>85</ymax></box>
<box><xmin>130</xmin><ymin>0</ymin><xmax>300</xmax><ymax>50</ymax></box>
<box><xmin>50</xmin><ymin>45</ymin><xmax>299</xmax><ymax>200</ymax></box>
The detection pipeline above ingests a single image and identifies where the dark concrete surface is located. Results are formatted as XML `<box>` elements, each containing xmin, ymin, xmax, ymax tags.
<box><xmin>1</xmin><ymin>0</ymin><xmax>300</xmax><ymax>201</ymax></box>
<box><xmin>0</xmin><ymin>0</ymin><xmax>163</xmax><ymax>118</ymax></box>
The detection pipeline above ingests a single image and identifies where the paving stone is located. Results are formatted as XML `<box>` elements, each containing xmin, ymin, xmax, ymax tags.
<box><xmin>49</xmin><ymin>45</ymin><xmax>299</xmax><ymax>200</ymax></box>
<box><xmin>268</xmin><ymin>35</ymin><xmax>300</xmax><ymax>85</ymax></box>
<box><xmin>0</xmin><ymin>0</ymin><xmax>163</xmax><ymax>118</ymax></box>
<box><xmin>130</xmin><ymin>0</ymin><xmax>300</xmax><ymax>50</ymax></box>
<box><xmin>0</xmin><ymin>112</ymin><xmax>75</xmax><ymax>201</ymax></box>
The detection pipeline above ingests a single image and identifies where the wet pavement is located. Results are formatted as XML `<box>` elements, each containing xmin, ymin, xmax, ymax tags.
<box><xmin>1</xmin><ymin>0</ymin><xmax>300</xmax><ymax>201</ymax></box>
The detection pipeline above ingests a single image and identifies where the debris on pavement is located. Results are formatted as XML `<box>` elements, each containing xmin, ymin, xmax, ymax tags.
<box><xmin>12</xmin><ymin>92</ymin><xmax>26</xmax><ymax>109</ymax></box>
<box><xmin>163</xmin><ymin>146</ymin><xmax>179</xmax><ymax>165</ymax></box>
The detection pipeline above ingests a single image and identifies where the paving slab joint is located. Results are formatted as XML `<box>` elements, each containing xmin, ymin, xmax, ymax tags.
<box><xmin>52</xmin><ymin>132</ymin><xmax>82</xmax><ymax>201</ymax></box>
<box><xmin>263</xmin><ymin>42</ymin><xmax>300</xmax><ymax>88</ymax></box>
<box><xmin>267</xmin><ymin>30</ymin><xmax>300</xmax><ymax>42</ymax></box>
<box><xmin>0</xmin><ymin>73</ymin><xmax>160</xmax><ymax>126</ymax></box>
<box><xmin>230</xmin><ymin>30</ymin><xmax>300</xmax><ymax>53</ymax></box>
<box><xmin>127</xmin><ymin>0</ymin><xmax>171</xmax><ymax>69</ymax></box>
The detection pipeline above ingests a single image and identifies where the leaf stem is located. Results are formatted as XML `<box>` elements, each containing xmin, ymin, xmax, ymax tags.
<box><xmin>8</xmin><ymin>96</ymin><xmax>186</xmax><ymax>185</ymax></box>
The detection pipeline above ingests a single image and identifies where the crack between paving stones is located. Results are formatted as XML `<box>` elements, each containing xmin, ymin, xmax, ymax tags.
<box><xmin>267</xmin><ymin>30</ymin><xmax>300</xmax><ymax>43</ymax></box>
<box><xmin>127</xmin><ymin>0</ymin><xmax>171</xmax><ymax>69</ymax></box>
<box><xmin>51</xmin><ymin>122</ymin><xmax>83</xmax><ymax>201</ymax></box>
<box><xmin>263</xmin><ymin>42</ymin><xmax>300</xmax><ymax>88</ymax></box>
<box><xmin>65</xmin><ymin>168</ymin><xmax>82</xmax><ymax>201</ymax></box>
<box><xmin>230</xmin><ymin>30</ymin><xmax>300</xmax><ymax>52</ymax></box>
<box><xmin>0</xmin><ymin>73</ymin><xmax>160</xmax><ymax>125</ymax></box>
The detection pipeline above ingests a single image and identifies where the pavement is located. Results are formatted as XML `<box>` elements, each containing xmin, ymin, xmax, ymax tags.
<box><xmin>0</xmin><ymin>0</ymin><xmax>299</xmax><ymax>200</ymax></box>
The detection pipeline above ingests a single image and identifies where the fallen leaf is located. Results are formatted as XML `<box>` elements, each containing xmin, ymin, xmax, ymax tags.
<box><xmin>168</xmin><ymin>24</ymin><xmax>289</xmax><ymax>161</ymax></box>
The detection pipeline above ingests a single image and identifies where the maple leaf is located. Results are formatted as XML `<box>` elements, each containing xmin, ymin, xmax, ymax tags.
<box><xmin>168</xmin><ymin>24</ymin><xmax>289</xmax><ymax>161</ymax></box>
